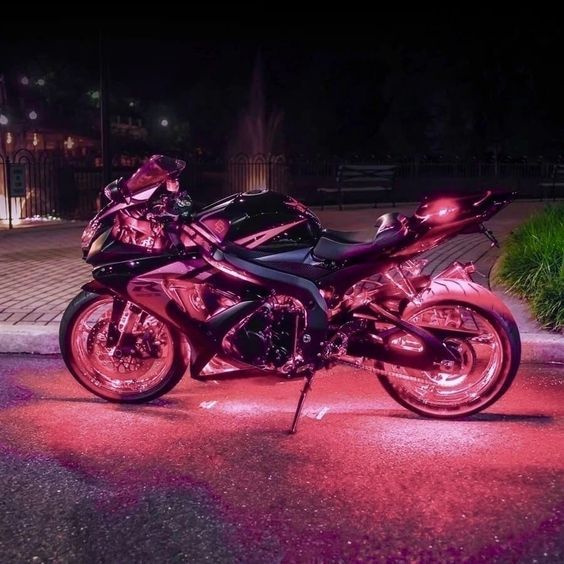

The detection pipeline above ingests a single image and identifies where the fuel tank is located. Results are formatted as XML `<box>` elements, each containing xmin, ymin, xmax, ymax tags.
<box><xmin>193</xmin><ymin>190</ymin><xmax>322</xmax><ymax>252</ymax></box>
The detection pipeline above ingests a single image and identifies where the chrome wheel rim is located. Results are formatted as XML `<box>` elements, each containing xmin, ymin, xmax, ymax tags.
<box><xmin>70</xmin><ymin>297</ymin><xmax>174</xmax><ymax>397</ymax></box>
<box><xmin>384</xmin><ymin>305</ymin><xmax>503</xmax><ymax>410</ymax></box>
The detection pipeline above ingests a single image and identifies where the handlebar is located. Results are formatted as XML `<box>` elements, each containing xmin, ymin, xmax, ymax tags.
<box><xmin>146</xmin><ymin>189</ymin><xmax>194</xmax><ymax>222</ymax></box>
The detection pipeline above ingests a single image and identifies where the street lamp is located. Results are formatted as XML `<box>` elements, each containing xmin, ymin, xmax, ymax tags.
<box><xmin>28</xmin><ymin>111</ymin><xmax>38</xmax><ymax>120</ymax></box>
<box><xmin>36</xmin><ymin>78</ymin><xmax>45</xmax><ymax>86</ymax></box>
<box><xmin>20</xmin><ymin>76</ymin><xmax>30</xmax><ymax>86</ymax></box>
<box><xmin>160</xmin><ymin>118</ymin><xmax>169</xmax><ymax>127</ymax></box>
<box><xmin>0</xmin><ymin>114</ymin><xmax>8</xmax><ymax>126</ymax></box>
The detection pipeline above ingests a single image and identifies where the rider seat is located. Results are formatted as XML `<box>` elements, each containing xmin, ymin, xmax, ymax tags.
<box><xmin>312</xmin><ymin>212</ymin><xmax>411</xmax><ymax>261</ymax></box>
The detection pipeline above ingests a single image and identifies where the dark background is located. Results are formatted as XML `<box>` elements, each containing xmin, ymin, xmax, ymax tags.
<box><xmin>2</xmin><ymin>15</ymin><xmax>563</xmax><ymax>159</ymax></box>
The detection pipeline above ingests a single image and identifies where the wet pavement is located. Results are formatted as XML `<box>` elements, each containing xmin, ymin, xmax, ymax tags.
<box><xmin>0</xmin><ymin>356</ymin><xmax>562</xmax><ymax>562</ymax></box>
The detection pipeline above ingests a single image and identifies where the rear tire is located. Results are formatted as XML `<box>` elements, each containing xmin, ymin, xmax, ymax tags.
<box><xmin>60</xmin><ymin>291</ymin><xmax>189</xmax><ymax>403</ymax></box>
<box><xmin>378</xmin><ymin>295</ymin><xmax>520</xmax><ymax>419</ymax></box>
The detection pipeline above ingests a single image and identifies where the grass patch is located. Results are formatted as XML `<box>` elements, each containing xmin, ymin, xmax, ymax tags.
<box><xmin>495</xmin><ymin>204</ymin><xmax>564</xmax><ymax>330</ymax></box>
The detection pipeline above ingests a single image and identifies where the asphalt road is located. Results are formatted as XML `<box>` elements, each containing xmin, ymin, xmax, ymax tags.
<box><xmin>0</xmin><ymin>356</ymin><xmax>562</xmax><ymax>563</ymax></box>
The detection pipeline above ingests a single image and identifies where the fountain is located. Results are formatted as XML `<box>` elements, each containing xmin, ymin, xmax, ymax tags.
<box><xmin>228</xmin><ymin>57</ymin><xmax>286</xmax><ymax>193</ymax></box>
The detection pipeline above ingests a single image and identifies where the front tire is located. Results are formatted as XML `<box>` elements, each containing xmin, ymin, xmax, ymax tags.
<box><xmin>378</xmin><ymin>284</ymin><xmax>520</xmax><ymax>419</ymax></box>
<box><xmin>60</xmin><ymin>291</ymin><xmax>189</xmax><ymax>403</ymax></box>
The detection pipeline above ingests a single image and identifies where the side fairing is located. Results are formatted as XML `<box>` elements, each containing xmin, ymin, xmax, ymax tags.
<box><xmin>193</xmin><ymin>190</ymin><xmax>322</xmax><ymax>251</ymax></box>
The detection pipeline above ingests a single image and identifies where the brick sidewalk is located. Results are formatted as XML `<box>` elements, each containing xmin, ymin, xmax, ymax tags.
<box><xmin>0</xmin><ymin>202</ymin><xmax>546</xmax><ymax>327</ymax></box>
<box><xmin>0</xmin><ymin>224</ymin><xmax>90</xmax><ymax>326</ymax></box>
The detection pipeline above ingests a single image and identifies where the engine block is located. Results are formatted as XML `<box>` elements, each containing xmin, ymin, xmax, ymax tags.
<box><xmin>223</xmin><ymin>296</ymin><xmax>305</xmax><ymax>370</ymax></box>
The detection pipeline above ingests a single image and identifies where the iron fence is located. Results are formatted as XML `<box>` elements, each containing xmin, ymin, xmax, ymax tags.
<box><xmin>1</xmin><ymin>150</ymin><xmax>560</xmax><ymax>226</ymax></box>
<box><xmin>227</xmin><ymin>153</ymin><xmax>287</xmax><ymax>194</ymax></box>
<box><xmin>0</xmin><ymin>150</ymin><xmax>135</xmax><ymax>225</ymax></box>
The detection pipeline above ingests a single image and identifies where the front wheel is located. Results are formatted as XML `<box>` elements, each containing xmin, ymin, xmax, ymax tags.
<box><xmin>378</xmin><ymin>294</ymin><xmax>520</xmax><ymax>419</ymax></box>
<box><xmin>60</xmin><ymin>291</ymin><xmax>189</xmax><ymax>402</ymax></box>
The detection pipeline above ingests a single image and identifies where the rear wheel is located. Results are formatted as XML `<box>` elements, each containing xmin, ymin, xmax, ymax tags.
<box><xmin>378</xmin><ymin>300</ymin><xmax>520</xmax><ymax>418</ymax></box>
<box><xmin>60</xmin><ymin>291</ymin><xmax>189</xmax><ymax>402</ymax></box>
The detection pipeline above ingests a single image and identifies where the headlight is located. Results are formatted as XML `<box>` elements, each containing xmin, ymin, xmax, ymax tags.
<box><xmin>81</xmin><ymin>219</ymin><xmax>102</xmax><ymax>251</ymax></box>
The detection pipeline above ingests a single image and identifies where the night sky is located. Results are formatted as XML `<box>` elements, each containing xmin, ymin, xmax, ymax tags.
<box><xmin>2</xmin><ymin>16</ymin><xmax>563</xmax><ymax>157</ymax></box>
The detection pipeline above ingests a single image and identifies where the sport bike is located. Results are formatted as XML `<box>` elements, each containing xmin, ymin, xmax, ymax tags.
<box><xmin>60</xmin><ymin>155</ymin><xmax>521</xmax><ymax>432</ymax></box>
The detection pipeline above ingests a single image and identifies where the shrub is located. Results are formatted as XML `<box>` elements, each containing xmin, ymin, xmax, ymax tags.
<box><xmin>496</xmin><ymin>204</ymin><xmax>564</xmax><ymax>330</ymax></box>
<box><xmin>531</xmin><ymin>275</ymin><xmax>564</xmax><ymax>329</ymax></box>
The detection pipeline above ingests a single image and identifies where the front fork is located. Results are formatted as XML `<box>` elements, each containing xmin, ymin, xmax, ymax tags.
<box><xmin>106</xmin><ymin>297</ymin><xmax>141</xmax><ymax>355</ymax></box>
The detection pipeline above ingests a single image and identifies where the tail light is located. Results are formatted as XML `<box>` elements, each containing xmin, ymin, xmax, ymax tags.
<box><xmin>414</xmin><ymin>198</ymin><xmax>460</xmax><ymax>224</ymax></box>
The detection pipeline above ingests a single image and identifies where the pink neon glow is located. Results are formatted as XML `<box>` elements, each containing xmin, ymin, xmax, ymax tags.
<box><xmin>204</xmin><ymin>254</ymin><xmax>259</xmax><ymax>283</ymax></box>
<box><xmin>191</xmin><ymin>222</ymin><xmax>221</xmax><ymax>244</ymax></box>
<box><xmin>4</xmin><ymin>358</ymin><xmax>555</xmax><ymax>562</ymax></box>
<box><xmin>415</xmin><ymin>198</ymin><xmax>460</xmax><ymax>224</ymax></box>
<box><xmin>201</xmin><ymin>218</ymin><xmax>230</xmax><ymax>240</ymax></box>
<box><xmin>234</xmin><ymin>219</ymin><xmax>306</xmax><ymax>248</ymax></box>
<box><xmin>125</xmin><ymin>155</ymin><xmax>186</xmax><ymax>195</ymax></box>
<box><xmin>472</xmin><ymin>190</ymin><xmax>492</xmax><ymax>207</ymax></box>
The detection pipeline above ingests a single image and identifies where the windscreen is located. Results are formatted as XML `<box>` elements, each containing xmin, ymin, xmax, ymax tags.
<box><xmin>125</xmin><ymin>155</ymin><xmax>186</xmax><ymax>195</ymax></box>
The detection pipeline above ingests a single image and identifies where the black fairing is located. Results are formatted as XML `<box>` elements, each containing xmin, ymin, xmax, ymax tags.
<box><xmin>194</xmin><ymin>190</ymin><xmax>322</xmax><ymax>251</ymax></box>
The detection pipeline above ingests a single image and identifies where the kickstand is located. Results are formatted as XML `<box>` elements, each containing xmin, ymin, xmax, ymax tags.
<box><xmin>289</xmin><ymin>372</ymin><xmax>315</xmax><ymax>434</ymax></box>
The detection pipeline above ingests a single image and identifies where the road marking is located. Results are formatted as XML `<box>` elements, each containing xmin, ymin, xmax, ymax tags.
<box><xmin>306</xmin><ymin>406</ymin><xmax>330</xmax><ymax>420</ymax></box>
<box><xmin>199</xmin><ymin>400</ymin><xmax>217</xmax><ymax>409</ymax></box>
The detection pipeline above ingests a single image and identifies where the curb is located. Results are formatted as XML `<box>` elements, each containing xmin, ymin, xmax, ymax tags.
<box><xmin>519</xmin><ymin>333</ymin><xmax>564</xmax><ymax>365</ymax></box>
<box><xmin>490</xmin><ymin>260</ymin><xmax>564</xmax><ymax>364</ymax></box>
<box><xmin>0</xmin><ymin>323</ymin><xmax>562</xmax><ymax>364</ymax></box>
<box><xmin>0</xmin><ymin>324</ymin><xmax>60</xmax><ymax>355</ymax></box>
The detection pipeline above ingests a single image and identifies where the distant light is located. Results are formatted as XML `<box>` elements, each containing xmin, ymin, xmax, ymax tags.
<box><xmin>32</xmin><ymin>132</ymin><xmax>39</xmax><ymax>147</ymax></box>
<box><xmin>0</xmin><ymin>114</ymin><xmax>8</xmax><ymax>125</ymax></box>
<box><xmin>160</xmin><ymin>119</ymin><xmax>169</xmax><ymax>127</ymax></box>
<box><xmin>28</xmin><ymin>111</ymin><xmax>38</xmax><ymax>120</ymax></box>
<box><xmin>90</xmin><ymin>90</ymin><xmax>100</xmax><ymax>100</ymax></box>
<box><xmin>21</xmin><ymin>76</ymin><xmax>30</xmax><ymax>85</ymax></box>
<box><xmin>64</xmin><ymin>136</ymin><xmax>75</xmax><ymax>150</ymax></box>
<box><xmin>37</xmin><ymin>78</ymin><xmax>46</xmax><ymax>86</ymax></box>
<box><xmin>129</xmin><ymin>101</ymin><xmax>135</xmax><ymax>107</ymax></box>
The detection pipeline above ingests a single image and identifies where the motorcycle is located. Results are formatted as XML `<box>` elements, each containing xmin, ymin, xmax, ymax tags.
<box><xmin>60</xmin><ymin>155</ymin><xmax>521</xmax><ymax>433</ymax></box>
